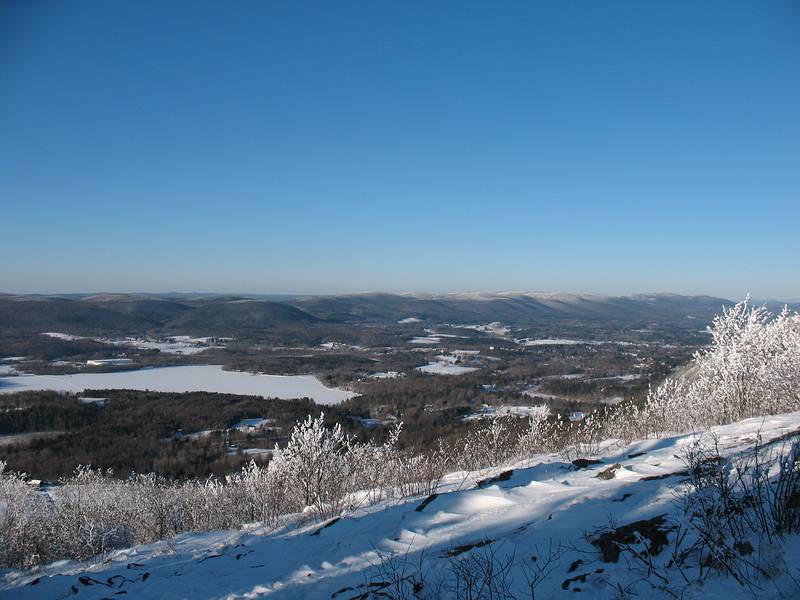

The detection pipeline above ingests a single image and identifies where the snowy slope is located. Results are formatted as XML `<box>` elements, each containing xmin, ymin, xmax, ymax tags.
<box><xmin>4</xmin><ymin>413</ymin><xmax>800</xmax><ymax>599</ymax></box>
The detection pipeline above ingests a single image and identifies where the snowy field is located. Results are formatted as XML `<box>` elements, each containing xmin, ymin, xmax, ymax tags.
<box><xmin>518</xmin><ymin>337</ymin><xmax>598</xmax><ymax>346</ymax></box>
<box><xmin>538</xmin><ymin>373</ymin><xmax>641</xmax><ymax>382</ymax></box>
<box><xmin>409</xmin><ymin>336</ymin><xmax>441</xmax><ymax>344</ymax></box>
<box><xmin>463</xmin><ymin>404</ymin><xmax>549</xmax><ymax>420</ymax></box>
<box><xmin>6</xmin><ymin>411</ymin><xmax>799</xmax><ymax>599</ymax></box>
<box><xmin>516</xmin><ymin>337</ymin><xmax>639</xmax><ymax>347</ymax></box>
<box><xmin>106</xmin><ymin>336</ymin><xmax>224</xmax><ymax>355</ymax></box>
<box><xmin>540</xmin><ymin>372</ymin><xmax>586</xmax><ymax>380</ymax></box>
<box><xmin>41</xmin><ymin>332</ymin><xmax>226</xmax><ymax>355</ymax></box>
<box><xmin>459</xmin><ymin>322</ymin><xmax>511</xmax><ymax>336</ymax></box>
<box><xmin>368</xmin><ymin>371</ymin><xmax>405</xmax><ymax>379</ymax></box>
<box><xmin>0</xmin><ymin>431</ymin><xmax>63</xmax><ymax>447</ymax></box>
<box><xmin>594</xmin><ymin>373</ymin><xmax>642</xmax><ymax>382</ymax></box>
<box><xmin>416</xmin><ymin>362</ymin><xmax>478</xmax><ymax>375</ymax></box>
<box><xmin>416</xmin><ymin>354</ymin><xmax>480</xmax><ymax>375</ymax></box>
<box><xmin>0</xmin><ymin>365</ymin><xmax>355</xmax><ymax>404</ymax></box>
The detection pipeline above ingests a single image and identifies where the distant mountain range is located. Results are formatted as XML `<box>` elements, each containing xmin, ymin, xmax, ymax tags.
<box><xmin>289</xmin><ymin>292</ymin><xmax>741</xmax><ymax>325</ymax></box>
<box><xmin>0</xmin><ymin>294</ymin><xmax>318</xmax><ymax>336</ymax></box>
<box><xmin>3</xmin><ymin>291</ymin><xmax>795</xmax><ymax>337</ymax></box>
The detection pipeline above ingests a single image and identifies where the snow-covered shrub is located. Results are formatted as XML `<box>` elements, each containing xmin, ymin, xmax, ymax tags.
<box><xmin>514</xmin><ymin>408</ymin><xmax>553</xmax><ymax>461</ymax></box>
<box><xmin>0</xmin><ymin>462</ymin><xmax>55</xmax><ymax>568</ymax></box>
<box><xmin>346</xmin><ymin>423</ymin><xmax>406</xmax><ymax>505</ymax></box>
<box><xmin>458</xmin><ymin>416</ymin><xmax>518</xmax><ymax>471</ymax></box>
<box><xmin>175</xmin><ymin>476</ymin><xmax>246</xmax><ymax>532</ymax></box>
<box><xmin>0</xmin><ymin>413</ymin><xmax>461</xmax><ymax>567</ymax></box>
<box><xmin>223</xmin><ymin>461</ymin><xmax>285</xmax><ymax>527</ymax></box>
<box><xmin>391</xmin><ymin>445</ymin><xmax>449</xmax><ymax>498</ymax></box>
<box><xmin>700</xmin><ymin>302</ymin><xmax>800</xmax><ymax>422</ymax></box>
<box><xmin>54</xmin><ymin>466</ymin><xmax>134</xmax><ymax>561</ymax></box>
<box><xmin>268</xmin><ymin>413</ymin><xmax>355</xmax><ymax>520</ymax></box>
<box><xmin>567</xmin><ymin>411</ymin><xmax>606</xmax><ymax>458</ymax></box>
<box><xmin>678</xmin><ymin>433</ymin><xmax>800</xmax><ymax>587</ymax></box>
<box><xmin>685</xmin><ymin>434</ymin><xmax>800</xmax><ymax>536</ymax></box>
<box><xmin>610</xmin><ymin>298</ymin><xmax>800</xmax><ymax>438</ymax></box>
<box><xmin>169</xmin><ymin>478</ymin><xmax>210</xmax><ymax>532</ymax></box>
<box><xmin>771</xmin><ymin>438</ymin><xmax>800</xmax><ymax>535</ymax></box>
<box><xmin>127</xmin><ymin>473</ymin><xmax>179</xmax><ymax>542</ymax></box>
<box><xmin>601</xmin><ymin>399</ymin><xmax>647</xmax><ymax>443</ymax></box>
<box><xmin>363</xmin><ymin>541</ymin><xmax>549</xmax><ymax>600</ymax></box>
<box><xmin>444</xmin><ymin>543</ymin><xmax>518</xmax><ymax>599</ymax></box>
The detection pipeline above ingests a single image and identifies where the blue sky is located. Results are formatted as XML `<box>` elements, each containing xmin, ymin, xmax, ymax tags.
<box><xmin>1</xmin><ymin>1</ymin><xmax>798</xmax><ymax>299</ymax></box>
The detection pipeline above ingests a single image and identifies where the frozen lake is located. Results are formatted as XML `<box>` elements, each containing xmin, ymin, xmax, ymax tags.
<box><xmin>0</xmin><ymin>365</ymin><xmax>355</xmax><ymax>405</ymax></box>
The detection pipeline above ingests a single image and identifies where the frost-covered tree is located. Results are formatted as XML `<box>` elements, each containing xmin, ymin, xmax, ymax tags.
<box><xmin>268</xmin><ymin>413</ymin><xmax>354</xmax><ymax>520</ymax></box>
<box><xmin>0</xmin><ymin>462</ymin><xmax>54</xmax><ymax>568</ymax></box>
<box><xmin>459</xmin><ymin>416</ymin><xmax>517</xmax><ymax>471</ymax></box>
<box><xmin>54</xmin><ymin>466</ymin><xmax>133</xmax><ymax>561</ymax></box>
<box><xmin>224</xmin><ymin>461</ymin><xmax>285</xmax><ymax>527</ymax></box>
<box><xmin>635</xmin><ymin>297</ymin><xmax>800</xmax><ymax>435</ymax></box>
<box><xmin>347</xmin><ymin>422</ymin><xmax>406</xmax><ymax>504</ymax></box>
<box><xmin>514</xmin><ymin>408</ymin><xmax>552</xmax><ymax>461</ymax></box>
<box><xmin>128</xmin><ymin>473</ymin><xmax>177</xmax><ymax>542</ymax></box>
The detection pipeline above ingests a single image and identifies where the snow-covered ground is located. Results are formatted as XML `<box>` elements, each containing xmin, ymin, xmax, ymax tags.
<box><xmin>422</xmin><ymin>329</ymin><xmax>464</xmax><ymax>338</ymax></box>
<box><xmin>397</xmin><ymin>317</ymin><xmax>422</xmax><ymax>324</ymax></box>
<box><xmin>522</xmin><ymin>387</ymin><xmax>624</xmax><ymax>406</ymax></box>
<box><xmin>459</xmin><ymin>322</ymin><xmax>511</xmax><ymax>336</ymax></box>
<box><xmin>599</xmin><ymin>396</ymin><xmax>625</xmax><ymax>406</ymax></box>
<box><xmin>78</xmin><ymin>397</ymin><xmax>107</xmax><ymax>405</ymax></box>
<box><xmin>319</xmin><ymin>342</ymin><xmax>366</xmax><ymax>351</ymax></box>
<box><xmin>516</xmin><ymin>338</ymin><xmax>639</xmax><ymax>347</ymax></box>
<box><xmin>593</xmin><ymin>373</ymin><xmax>642</xmax><ymax>382</ymax></box>
<box><xmin>518</xmin><ymin>337</ymin><xmax>598</xmax><ymax>346</ymax></box>
<box><xmin>537</xmin><ymin>373</ymin><xmax>641</xmax><ymax>382</ymax></box>
<box><xmin>523</xmin><ymin>388</ymin><xmax>564</xmax><ymax>400</ymax></box>
<box><xmin>409</xmin><ymin>331</ymin><xmax>467</xmax><ymax>344</ymax></box>
<box><xmin>0</xmin><ymin>365</ymin><xmax>355</xmax><ymax>404</ymax></box>
<box><xmin>40</xmin><ymin>333</ymin><xmax>227</xmax><ymax>355</ymax></box>
<box><xmin>5</xmin><ymin>412</ymin><xmax>799</xmax><ymax>599</ymax></box>
<box><xmin>41</xmin><ymin>332</ymin><xmax>84</xmax><ymax>341</ymax></box>
<box><xmin>416</xmin><ymin>354</ymin><xmax>480</xmax><ymax>376</ymax></box>
<box><xmin>463</xmin><ymin>404</ymin><xmax>549</xmax><ymax>420</ymax></box>
<box><xmin>416</xmin><ymin>362</ymin><xmax>479</xmax><ymax>375</ymax></box>
<box><xmin>350</xmin><ymin>415</ymin><xmax>400</xmax><ymax>428</ymax></box>
<box><xmin>240</xmin><ymin>448</ymin><xmax>272</xmax><ymax>458</ymax></box>
<box><xmin>0</xmin><ymin>431</ymin><xmax>63</xmax><ymax>447</ymax></box>
<box><xmin>232</xmin><ymin>418</ymin><xmax>275</xmax><ymax>431</ymax></box>
<box><xmin>106</xmin><ymin>336</ymin><xmax>225</xmax><ymax>355</ymax></box>
<box><xmin>409</xmin><ymin>336</ymin><xmax>441</xmax><ymax>345</ymax></box>
<box><xmin>368</xmin><ymin>371</ymin><xmax>405</xmax><ymax>379</ymax></box>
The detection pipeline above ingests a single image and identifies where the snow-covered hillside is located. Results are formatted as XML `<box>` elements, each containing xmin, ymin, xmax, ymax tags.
<box><xmin>4</xmin><ymin>412</ymin><xmax>799</xmax><ymax>599</ymax></box>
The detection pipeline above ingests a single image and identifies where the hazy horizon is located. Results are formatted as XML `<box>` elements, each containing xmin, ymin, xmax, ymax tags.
<box><xmin>3</xmin><ymin>288</ymin><xmax>797</xmax><ymax>304</ymax></box>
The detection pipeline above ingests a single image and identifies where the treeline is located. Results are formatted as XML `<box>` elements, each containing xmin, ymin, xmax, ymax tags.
<box><xmin>0</xmin><ymin>392</ymin><xmax>99</xmax><ymax>434</ymax></box>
